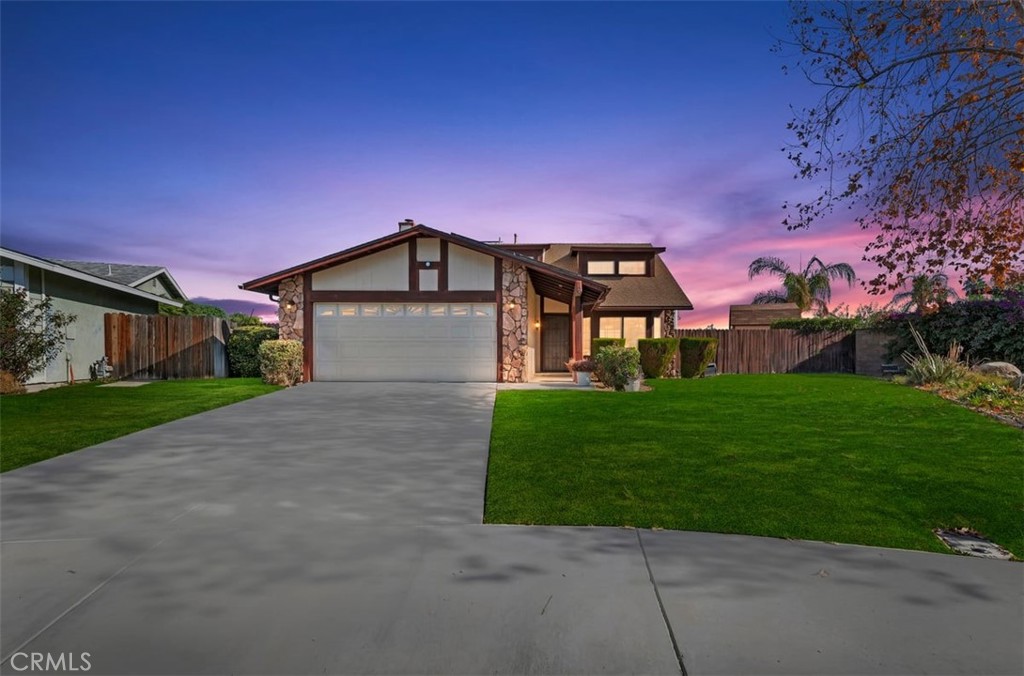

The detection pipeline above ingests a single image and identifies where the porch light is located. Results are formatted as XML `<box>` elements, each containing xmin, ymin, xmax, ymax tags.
<box><xmin>507</xmin><ymin>301</ymin><xmax>517</xmax><ymax>309</ymax></box>
<box><xmin>534</xmin><ymin>321</ymin><xmax>541</xmax><ymax>329</ymax></box>
<box><xmin>284</xmin><ymin>300</ymin><xmax>296</xmax><ymax>312</ymax></box>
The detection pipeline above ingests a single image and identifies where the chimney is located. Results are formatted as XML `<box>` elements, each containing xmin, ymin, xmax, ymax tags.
<box><xmin>398</xmin><ymin>218</ymin><xmax>416</xmax><ymax>232</ymax></box>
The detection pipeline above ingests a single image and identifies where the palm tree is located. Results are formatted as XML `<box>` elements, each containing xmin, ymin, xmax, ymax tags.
<box><xmin>890</xmin><ymin>273</ymin><xmax>959</xmax><ymax>314</ymax></box>
<box><xmin>748</xmin><ymin>255</ymin><xmax>856</xmax><ymax>314</ymax></box>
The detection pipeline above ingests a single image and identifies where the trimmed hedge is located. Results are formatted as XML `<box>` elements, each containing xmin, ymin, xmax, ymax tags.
<box><xmin>637</xmin><ymin>338</ymin><xmax>680</xmax><ymax>379</ymax></box>
<box><xmin>258</xmin><ymin>340</ymin><xmax>303</xmax><ymax>386</ymax></box>
<box><xmin>679</xmin><ymin>337</ymin><xmax>718</xmax><ymax>378</ymax></box>
<box><xmin>228</xmin><ymin>326</ymin><xmax>278</xmax><ymax>377</ymax></box>
<box><xmin>590</xmin><ymin>337</ymin><xmax>625</xmax><ymax>357</ymax></box>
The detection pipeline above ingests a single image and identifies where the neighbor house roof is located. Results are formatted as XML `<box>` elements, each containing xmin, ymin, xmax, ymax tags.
<box><xmin>240</xmin><ymin>224</ymin><xmax>610</xmax><ymax>310</ymax></box>
<box><xmin>501</xmin><ymin>242</ymin><xmax>693</xmax><ymax>311</ymax></box>
<box><xmin>0</xmin><ymin>247</ymin><xmax>185</xmax><ymax>307</ymax></box>
<box><xmin>53</xmin><ymin>259</ymin><xmax>187</xmax><ymax>300</ymax></box>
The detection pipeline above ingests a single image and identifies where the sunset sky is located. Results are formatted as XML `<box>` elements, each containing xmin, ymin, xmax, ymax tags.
<box><xmin>1</xmin><ymin>1</ymin><xmax>893</xmax><ymax>326</ymax></box>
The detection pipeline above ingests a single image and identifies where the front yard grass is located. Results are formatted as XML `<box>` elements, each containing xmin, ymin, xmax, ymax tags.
<box><xmin>485</xmin><ymin>375</ymin><xmax>1024</xmax><ymax>557</ymax></box>
<box><xmin>1</xmin><ymin>379</ymin><xmax>280</xmax><ymax>472</ymax></box>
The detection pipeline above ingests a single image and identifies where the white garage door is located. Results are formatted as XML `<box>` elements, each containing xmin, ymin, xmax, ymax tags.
<box><xmin>313</xmin><ymin>302</ymin><xmax>497</xmax><ymax>381</ymax></box>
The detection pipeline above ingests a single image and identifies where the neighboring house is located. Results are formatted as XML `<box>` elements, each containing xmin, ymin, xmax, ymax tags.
<box><xmin>240</xmin><ymin>220</ymin><xmax>693</xmax><ymax>383</ymax></box>
<box><xmin>729</xmin><ymin>303</ymin><xmax>802</xmax><ymax>329</ymax></box>
<box><xmin>0</xmin><ymin>248</ymin><xmax>186</xmax><ymax>384</ymax></box>
<box><xmin>53</xmin><ymin>260</ymin><xmax>187</xmax><ymax>302</ymax></box>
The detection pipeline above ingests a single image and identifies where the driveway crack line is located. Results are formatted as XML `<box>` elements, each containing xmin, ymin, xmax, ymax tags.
<box><xmin>636</xmin><ymin>529</ymin><xmax>687</xmax><ymax>676</ymax></box>
<box><xmin>0</xmin><ymin>504</ymin><xmax>200</xmax><ymax>667</ymax></box>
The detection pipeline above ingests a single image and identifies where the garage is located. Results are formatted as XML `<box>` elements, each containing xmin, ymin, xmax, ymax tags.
<box><xmin>313</xmin><ymin>302</ymin><xmax>496</xmax><ymax>381</ymax></box>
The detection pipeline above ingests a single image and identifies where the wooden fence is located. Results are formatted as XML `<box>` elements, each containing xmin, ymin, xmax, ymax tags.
<box><xmin>104</xmin><ymin>314</ymin><xmax>230</xmax><ymax>380</ymax></box>
<box><xmin>677</xmin><ymin>329</ymin><xmax>856</xmax><ymax>374</ymax></box>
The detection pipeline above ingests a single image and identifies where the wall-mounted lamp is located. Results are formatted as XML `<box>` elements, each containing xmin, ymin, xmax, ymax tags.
<box><xmin>507</xmin><ymin>301</ymin><xmax>517</xmax><ymax>310</ymax></box>
<box><xmin>533</xmin><ymin>321</ymin><xmax>541</xmax><ymax>329</ymax></box>
<box><xmin>284</xmin><ymin>300</ymin><xmax>296</xmax><ymax>312</ymax></box>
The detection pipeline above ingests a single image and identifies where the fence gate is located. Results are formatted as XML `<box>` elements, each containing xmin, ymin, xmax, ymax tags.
<box><xmin>104</xmin><ymin>313</ymin><xmax>230</xmax><ymax>380</ymax></box>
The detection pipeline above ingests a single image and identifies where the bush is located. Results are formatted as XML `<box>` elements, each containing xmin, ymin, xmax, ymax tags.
<box><xmin>770</xmin><ymin>316</ymin><xmax>867</xmax><ymax>333</ymax></box>
<box><xmin>637</xmin><ymin>338</ymin><xmax>680</xmax><ymax>379</ymax></box>
<box><xmin>589</xmin><ymin>337</ymin><xmax>625</xmax><ymax>357</ymax></box>
<box><xmin>679</xmin><ymin>337</ymin><xmax>718</xmax><ymax>378</ymax></box>
<box><xmin>593</xmin><ymin>345</ymin><xmax>641</xmax><ymax>391</ymax></box>
<box><xmin>878</xmin><ymin>292</ymin><xmax>1024</xmax><ymax>367</ymax></box>
<box><xmin>228</xmin><ymin>326</ymin><xmax>278</xmax><ymax>377</ymax></box>
<box><xmin>258</xmin><ymin>340</ymin><xmax>303</xmax><ymax>386</ymax></box>
<box><xmin>0</xmin><ymin>288</ymin><xmax>77</xmax><ymax>383</ymax></box>
<box><xmin>159</xmin><ymin>300</ymin><xmax>227</xmax><ymax>318</ymax></box>
<box><xmin>590</xmin><ymin>337</ymin><xmax>626</xmax><ymax>383</ymax></box>
<box><xmin>901</xmin><ymin>324</ymin><xmax>969</xmax><ymax>386</ymax></box>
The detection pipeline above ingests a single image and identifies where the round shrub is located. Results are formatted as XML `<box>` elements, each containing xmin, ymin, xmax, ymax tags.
<box><xmin>594</xmin><ymin>345</ymin><xmax>641</xmax><ymax>391</ymax></box>
<box><xmin>590</xmin><ymin>337</ymin><xmax>626</xmax><ymax>383</ymax></box>
<box><xmin>228</xmin><ymin>326</ymin><xmax>278</xmax><ymax>377</ymax></box>
<box><xmin>257</xmin><ymin>339</ymin><xmax>303</xmax><ymax>386</ymax></box>
<box><xmin>679</xmin><ymin>337</ymin><xmax>717</xmax><ymax>378</ymax></box>
<box><xmin>637</xmin><ymin>338</ymin><xmax>680</xmax><ymax>379</ymax></box>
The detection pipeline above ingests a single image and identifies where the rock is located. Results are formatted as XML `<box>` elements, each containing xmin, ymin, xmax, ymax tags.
<box><xmin>973</xmin><ymin>362</ymin><xmax>1023</xmax><ymax>379</ymax></box>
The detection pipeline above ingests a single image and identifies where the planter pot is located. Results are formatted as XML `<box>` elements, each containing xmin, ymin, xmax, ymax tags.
<box><xmin>576</xmin><ymin>371</ymin><xmax>592</xmax><ymax>387</ymax></box>
<box><xmin>626</xmin><ymin>376</ymin><xmax>643</xmax><ymax>392</ymax></box>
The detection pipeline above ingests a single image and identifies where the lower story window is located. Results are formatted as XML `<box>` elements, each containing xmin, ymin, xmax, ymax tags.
<box><xmin>596</xmin><ymin>316</ymin><xmax>649</xmax><ymax>349</ymax></box>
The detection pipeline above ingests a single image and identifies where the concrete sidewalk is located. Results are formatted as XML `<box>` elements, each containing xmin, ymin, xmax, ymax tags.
<box><xmin>2</xmin><ymin>383</ymin><xmax>1021</xmax><ymax>675</ymax></box>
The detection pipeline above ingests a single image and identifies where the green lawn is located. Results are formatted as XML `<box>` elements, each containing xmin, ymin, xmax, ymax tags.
<box><xmin>485</xmin><ymin>375</ymin><xmax>1024</xmax><ymax>557</ymax></box>
<box><xmin>1</xmin><ymin>379</ymin><xmax>280</xmax><ymax>472</ymax></box>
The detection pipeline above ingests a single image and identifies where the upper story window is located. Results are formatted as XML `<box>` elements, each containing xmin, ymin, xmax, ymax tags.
<box><xmin>586</xmin><ymin>259</ymin><xmax>648</xmax><ymax>276</ymax></box>
<box><xmin>618</xmin><ymin>260</ymin><xmax>646</xmax><ymax>275</ymax></box>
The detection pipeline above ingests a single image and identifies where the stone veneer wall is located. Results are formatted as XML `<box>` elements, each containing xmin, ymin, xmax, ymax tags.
<box><xmin>501</xmin><ymin>261</ymin><xmax>529</xmax><ymax>383</ymax></box>
<box><xmin>277</xmin><ymin>275</ymin><xmax>305</xmax><ymax>341</ymax></box>
<box><xmin>662</xmin><ymin>309</ymin><xmax>679</xmax><ymax>377</ymax></box>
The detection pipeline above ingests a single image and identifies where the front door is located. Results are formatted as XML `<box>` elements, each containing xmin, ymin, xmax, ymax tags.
<box><xmin>541</xmin><ymin>314</ymin><xmax>571</xmax><ymax>371</ymax></box>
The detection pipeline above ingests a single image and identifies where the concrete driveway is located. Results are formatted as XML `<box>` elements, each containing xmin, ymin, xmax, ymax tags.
<box><xmin>2</xmin><ymin>383</ymin><xmax>1021</xmax><ymax>675</ymax></box>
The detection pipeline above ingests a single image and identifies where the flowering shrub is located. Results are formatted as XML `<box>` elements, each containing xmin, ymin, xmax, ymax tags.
<box><xmin>879</xmin><ymin>291</ymin><xmax>1024</xmax><ymax>367</ymax></box>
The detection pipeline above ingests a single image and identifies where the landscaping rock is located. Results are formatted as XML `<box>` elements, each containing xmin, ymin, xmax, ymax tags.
<box><xmin>973</xmin><ymin>362</ymin><xmax>1022</xmax><ymax>380</ymax></box>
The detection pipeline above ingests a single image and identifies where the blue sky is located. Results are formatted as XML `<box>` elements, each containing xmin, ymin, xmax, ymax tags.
<box><xmin>1</xmin><ymin>1</ymin><xmax>879</xmax><ymax>325</ymax></box>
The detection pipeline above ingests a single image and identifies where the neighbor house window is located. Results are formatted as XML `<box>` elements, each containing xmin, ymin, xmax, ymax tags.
<box><xmin>587</xmin><ymin>260</ymin><xmax>615</xmax><ymax>275</ymax></box>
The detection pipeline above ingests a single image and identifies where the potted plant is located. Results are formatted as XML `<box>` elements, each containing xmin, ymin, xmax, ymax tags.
<box><xmin>565</xmin><ymin>357</ymin><xmax>596</xmax><ymax>387</ymax></box>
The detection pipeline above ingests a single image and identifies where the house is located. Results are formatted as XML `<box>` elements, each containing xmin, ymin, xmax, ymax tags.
<box><xmin>729</xmin><ymin>303</ymin><xmax>801</xmax><ymax>329</ymax></box>
<box><xmin>240</xmin><ymin>220</ymin><xmax>692</xmax><ymax>383</ymax></box>
<box><xmin>0</xmin><ymin>247</ymin><xmax>186</xmax><ymax>384</ymax></box>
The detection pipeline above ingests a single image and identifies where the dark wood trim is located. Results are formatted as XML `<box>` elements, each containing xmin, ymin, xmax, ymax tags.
<box><xmin>242</xmin><ymin>224</ymin><xmax>607</xmax><ymax>300</ymax></box>
<box><xmin>302</xmin><ymin>272</ymin><xmax>313</xmax><ymax>382</ymax></box>
<box><xmin>438</xmin><ymin>240</ymin><xmax>448</xmax><ymax>292</ymax></box>
<box><xmin>309</xmin><ymin>290</ymin><xmax>494</xmax><ymax>303</ymax></box>
<box><xmin>646</xmin><ymin>315</ymin><xmax>655</xmax><ymax>338</ymax></box>
<box><xmin>408</xmin><ymin>238</ymin><xmax>418</xmax><ymax>291</ymax></box>
<box><xmin>571</xmin><ymin>280</ymin><xmax>583</xmax><ymax>361</ymax></box>
<box><xmin>495</xmin><ymin>258</ymin><xmax>504</xmax><ymax>382</ymax></box>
